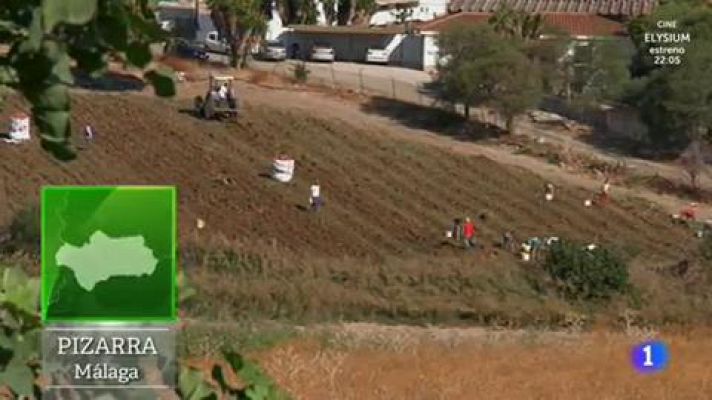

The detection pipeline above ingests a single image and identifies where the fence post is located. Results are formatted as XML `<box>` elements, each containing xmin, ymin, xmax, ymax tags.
<box><xmin>330</xmin><ymin>64</ymin><xmax>337</xmax><ymax>89</ymax></box>
<box><xmin>359</xmin><ymin>68</ymin><xmax>364</xmax><ymax>94</ymax></box>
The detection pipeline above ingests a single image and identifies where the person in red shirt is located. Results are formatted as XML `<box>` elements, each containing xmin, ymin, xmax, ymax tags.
<box><xmin>681</xmin><ymin>202</ymin><xmax>698</xmax><ymax>221</ymax></box>
<box><xmin>463</xmin><ymin>217</ymin><xmax>476</xmax><ymax>248</ymax></box>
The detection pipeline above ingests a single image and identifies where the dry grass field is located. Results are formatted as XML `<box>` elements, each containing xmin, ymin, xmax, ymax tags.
<box><xmin>256</xmin><ymin>326</ymin><xmax>712</xmax><ymax>400</ymax></box>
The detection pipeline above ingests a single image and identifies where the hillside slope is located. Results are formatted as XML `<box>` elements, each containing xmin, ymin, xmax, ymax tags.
<box><xmin>0</xmin><ymin>93</ymin><xmax>692</xmax><ymax>260</ymax></box>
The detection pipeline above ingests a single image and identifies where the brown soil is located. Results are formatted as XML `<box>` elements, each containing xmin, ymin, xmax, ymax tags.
<box><xmin>0</xmin><ymin>92</ymin><xmax>693</xmax><ymax>260</ymax></box>
<box><xmin>0</xmin><ymin>71</ymin><xmax>709</xmax><ymax>400</ymax></box>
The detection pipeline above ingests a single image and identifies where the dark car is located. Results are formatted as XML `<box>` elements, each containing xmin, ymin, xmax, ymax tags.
<box><xmin>171</xmin><ymin>39</ymin><xmax>209</xmax><ymax>61</ymax></box>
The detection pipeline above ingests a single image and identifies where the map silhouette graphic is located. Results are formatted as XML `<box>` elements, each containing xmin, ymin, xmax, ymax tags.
<box><xmin>55</xmin><ymin>230</ymin><xmax>158</xmax><ymax>291</ymax></box>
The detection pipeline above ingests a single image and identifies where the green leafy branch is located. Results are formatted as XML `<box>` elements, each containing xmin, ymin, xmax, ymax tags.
<box><xmin>0</xmin><ymin>265</ymin><xmax>289</xmax><ymax>399</ymax></box>
<box><xmin>0</xmin><ymin>267</ymin><xmax>42</xmax><ymax>397</ymax></box>
<box><xmin>1</xmin><ymin>0</ymin><xmax>176</xmax><ymax>161</ymax></box>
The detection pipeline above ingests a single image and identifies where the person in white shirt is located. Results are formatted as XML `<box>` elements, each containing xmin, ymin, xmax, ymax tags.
<box><xmin>218</xmin><ymin>83</ymin><xmax>228</xmax><ymax>101</ymax></box>
<box><xmin>544</xmin><ymin>183</ymin><xmax>555</xmax><ymax>202</ymax></box>
<box><xmin>309</xmin><ymin>181</ymin><xmax>322</xmax><ymax>212</ymax></box>
<box><xmin>84</xmin><ymin>125</ymin><xmax>95</xmax><ymax>141</ymax></box>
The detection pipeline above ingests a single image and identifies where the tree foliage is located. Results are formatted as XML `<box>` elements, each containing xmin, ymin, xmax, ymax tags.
<box><xmin>625</xmin><ymin>1</ymin><xmax>712</xmax><ymax>148</ymax></box>
<box><xmin>544</xmin><ymin>241</ymin><xmax>630</xmax><ymax>301</ymax></box>
<box><xmin>488</xmin><ymin>7</ymin><xmax>545</xmax><ymax>41</ymax></box>
<box><xmin>628</xmin><ymin>0</ymin><xmax>712</xmax><ymax>77</ymax></box>
<box><xmin>0</xmin><ymin>0</ymin><xmax>176</xmax><ymax>161</ymax></box>
<box><xmin>436</xmin><ymin>25</ymin><xmax>543</xmax><ymax>133</ymax></box>
<box><xmin>679</xmin><ymin>139</ymin><xmax>710</xmax><ymax>191</ymax></box>
<box><xmin>0</xmin><ymin>265</ymin><xmax>286</xmax><ymax>399</ymax></box>
<box><xmin>571</xmin><ymin>39</ymin><xmax>634</xmax><ymax>105</ymax></box>
<box><xmin>320</xmin><ymin>0</ymin><xmax>338</xmax><ymax>25</ymax></box>
<box><xmin>629</xmin><ymin>39</ymin><xmax>712</xmax><ymax>146</ymax></box>
<box><xmin>208</xmin><ymin>0</ymin><xmax>267</xmax><ymax>67</ymax></box>
<box><xmin>0</xmin><ymin>267</ymin><xmax>41</xmax><ymax>397</ymax></box>
<box><xmin>276</xmin><ymin>0</ymin><xmax>317</xmax><ymax>25</ymax></box>
<box><xmin>275</xmin><ymin>0</ymin><xmax>374</xmax><ymax>26</ymax></box>
<box><xmin>336</xmin><ymin>0</ymin><xmax>376</xmax><ymax>25</ymax></box>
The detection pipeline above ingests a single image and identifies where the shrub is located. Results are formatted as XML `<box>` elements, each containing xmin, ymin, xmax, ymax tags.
<box><xmin>4</xmin><ymin>205</ymin><xmax>40</xmax><ymax>254</ymax></box>
<box><xmin>292</xmin><ymin>62</ymin><xmax>310</xmax><ymax>84</ymax></box>
<box><xmin>544</xmin><ymin>240</ymin><xmax>630</xmax><ymax>301</ymax></box>
<box><xmin>700</xmin><ymin>235</ymin><xmax>712</xmax><ymax>261</ymax></box>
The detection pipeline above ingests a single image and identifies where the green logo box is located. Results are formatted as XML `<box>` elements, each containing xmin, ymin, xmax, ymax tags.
<box><xmin>41</xmin><ymin>186</ymin><xmax>177</xmax><ymax>323</ymax></box>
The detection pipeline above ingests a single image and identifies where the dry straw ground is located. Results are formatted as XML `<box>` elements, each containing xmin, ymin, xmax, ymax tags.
<box><xmin>257</xmin><ymin>326</ymin><xmax>712</xmax><ymax>400</ymax></box>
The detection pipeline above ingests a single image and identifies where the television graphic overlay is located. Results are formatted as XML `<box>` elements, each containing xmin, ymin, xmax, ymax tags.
<box><xmin>40</xmin><ymin>186</ymin><xmax>178</xmax><ymax>397</ymax></box>
<box><xmin>41</xmin><ymin>186</ymin><xmax>177</xmax><ymax>322</ymax></box>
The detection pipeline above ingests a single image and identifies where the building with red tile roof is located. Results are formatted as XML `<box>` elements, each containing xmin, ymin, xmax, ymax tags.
<box><xmin>448</xmin><ymin>0</ymin><xmax>657</xmax><ymax>17</ymax></box>
<box><xmin>417</xmin><ymin>12</ymin><xmax>628</xmax><ymax>38</ymax></box>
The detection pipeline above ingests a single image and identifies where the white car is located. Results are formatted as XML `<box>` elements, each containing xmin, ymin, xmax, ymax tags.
<box><xmin>204</xmin><ymin>31</ymin><xmax>229</xmax><ymax>53</ymax></box>
<box><xmin>310</xmin><ymin>44</ymin><xmax>335</xmax><ymax>62</ymax></box>
<box><xmin>260</xmin><ymin>41</ymin><xmax>286</xmax><ymax>61</ymax></box>
<box><xmin>365</xmin><ymin>48</ymin><xmax>389</xmax><ymax>64</ymax></box>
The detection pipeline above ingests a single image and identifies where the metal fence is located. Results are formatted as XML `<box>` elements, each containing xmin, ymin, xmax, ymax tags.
<box><xmin>250</xmin><ymin>60</ymin><xmax>435</xmax><ymax>107</ymax></box>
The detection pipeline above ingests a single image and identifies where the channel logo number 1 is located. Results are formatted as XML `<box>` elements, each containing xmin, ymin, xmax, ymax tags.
<box><xmin>631</xmin><ymin>341</ymin><xmax>670</xmax><ymax>374</ymax></box>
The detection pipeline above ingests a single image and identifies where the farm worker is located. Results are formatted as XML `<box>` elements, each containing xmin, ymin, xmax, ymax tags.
<box><xmin>522</xmin><ymin>237</ymin><xmax>546</xmax><ymax>260</ymax></box>
<box><xmin>210</xmin><ymin>84</ymin><xmax>220</xmax><ymax>100</ymax></box>
<box><xmin>463</xmin><ymin>217</ymin><xmax>476</xmax><ymax>248</ymax></box>
<box><xmin>544</xmin><ymin>183</ymin><xmax>555</xmax><ymax>202</ymax></box>
<box><xmin>309</xmin><ymin>181</ymin><xmax>322</xmax><ymax>212</ymax></box>
<box><xmin>452</xmin><ymin>218</ymin><xmax>462</xmax><ymax>241</ymax></box>
<box><xmin>502</xmin><ymin>231</ymin><xmax>515</xmax><ymax>252</ymax></box>
<box><xmin>218</xmin><ymin>83</ymin><xmax>229</xmax><ymax>101</ymax></box>
<box><xmin>681</xmin><ymin>202</ymin><xmax>698</xmax><ymax>221</ymax></box>
<box><xmin>598</xmin><ymin>178</ymin><xmax>611</xmax><ymax>205</ymax></box>
<box><xmin>84</xmin><ymin>125</ymin><xmax>95</xmax><ymax>141</ymax></box>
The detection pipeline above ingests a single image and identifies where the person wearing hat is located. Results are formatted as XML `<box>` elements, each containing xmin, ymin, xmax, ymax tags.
<box><xmin>462</xmin><ymin>217</ymin><xmax>476</xmax><ymax>248</ymax></box>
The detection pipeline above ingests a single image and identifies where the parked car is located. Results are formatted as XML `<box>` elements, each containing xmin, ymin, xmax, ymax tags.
<box><xmin>171</xmin><ymin>38</ymin><xmax>209</xmax><ymax>61</ymax></box>
<box><xmin>259</xmin><ymin>40</ymin><xmax>287</xmax><ymax>61</ymax></box>
<box><xmin>310</xmin><ymin>43</ymin><xmax>335</xmax><ymax>62</ymax></box>
<box><xmin>365</xmin><ymin>47</ymin><xmax>389</xmax><ymax>64</ymax></box>
<box><xmin>204</xmin><ymin>31</ymin><xmax>229</xmax><ymax>53</ymax></box>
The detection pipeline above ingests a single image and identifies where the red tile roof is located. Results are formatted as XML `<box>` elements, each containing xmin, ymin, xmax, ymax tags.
<box><xmin>417</xmin><ymin>12</ymin><xmax>628</xmax><ymax>37</ymax></box>
<box><xmin>290</xmin><ymin>24</ymin><xmax>407</xmax><ymax>35</ymax></box>
<box><xmin>448</xmin><ymin>0</ymin><xmax>657</xmax><ymax>16</ymax></box>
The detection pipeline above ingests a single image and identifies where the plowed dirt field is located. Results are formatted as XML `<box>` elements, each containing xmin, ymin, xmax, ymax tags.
<box><xmin>0</xmin><ymin>93</ymin><xmax>692</xmax><ymax>260</ymax></box>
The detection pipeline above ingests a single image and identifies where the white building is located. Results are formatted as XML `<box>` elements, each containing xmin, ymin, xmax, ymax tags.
<box><xmin>282</xmin><ymin>12</ymin><xmax>630</xmax><ymax>71</ymax></box>
<box><xmin>265</xmin><ymin>0</ymin><xmax>287</xmax><ymax>41</ymax></box>
<box><xmin>284</xmin><ymin>25</ymin><xmax>430</xmax><ymax>69</ymax></box>
<box><xmin>265</xmin><ymin>0</ymin><xmax>449</xmax><ymax>40</ymax></box>
<box><xmin>155</xmin><ymin>1</ymin><xmax>217</xmax><ymax>43</ymax></box>
<box><xmin>369</xmin><ymin>0</ymin><xmax>449</xmax><ymax>26</ymax></box>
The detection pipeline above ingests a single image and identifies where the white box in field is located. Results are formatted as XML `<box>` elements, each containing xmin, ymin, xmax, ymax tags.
<box><xmin>9</xmin><ymin>113</ymin><xmax>30</xmax><ymax>142</ymax></box>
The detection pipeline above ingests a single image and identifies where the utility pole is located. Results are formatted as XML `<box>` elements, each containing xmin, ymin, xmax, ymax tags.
<box><xmin>194</xmin><ymin>0</ymin><xmax>200</xmax><ymax>29</ymax></box>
